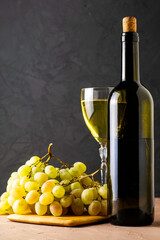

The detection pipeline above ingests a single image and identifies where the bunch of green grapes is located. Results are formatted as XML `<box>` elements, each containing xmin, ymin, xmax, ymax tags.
<box><xmin>0</xmin><ymin>145</ymin><xmax>107</xmax><ymax>217</ymax></box>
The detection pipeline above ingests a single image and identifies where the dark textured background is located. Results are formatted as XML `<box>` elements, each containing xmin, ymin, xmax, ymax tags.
<box><xmin>0</xmin><ymin>0</ymin><xmax>160</xmax><ymax>195</ymax></box>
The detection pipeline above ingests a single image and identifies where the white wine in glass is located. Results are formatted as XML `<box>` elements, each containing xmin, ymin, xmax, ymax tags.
<box><xmin>81</xmin><ymin>87</ymin><xmax>113</xmax><ymax>184</ymax></box>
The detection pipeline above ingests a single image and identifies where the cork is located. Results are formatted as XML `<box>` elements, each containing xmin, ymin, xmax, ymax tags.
<box><xmin>123</xmin><ymin>17</ymin><xmax>137</xmax><ymax>32</ymax></box>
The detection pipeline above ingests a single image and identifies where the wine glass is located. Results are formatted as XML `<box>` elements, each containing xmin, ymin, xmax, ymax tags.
<box><xmin>81</xmin><ymin>87</ymin><xmax>113</xmax><ymax>185</ymax></box>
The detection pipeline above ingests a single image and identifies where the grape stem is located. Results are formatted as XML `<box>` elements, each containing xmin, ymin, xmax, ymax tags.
<box><xmin>41</xmin><ymin>144</ymin><xmax>100</xmax><ymax>178</ymax></box>
<box><xmin>43</xmin><ymin>143</ymin><xmax>71</xmax><ymax>168</ymax></box>
<box><xmin>40</xmin><ymin>153</ymin><xmax>49</xmax><ymax>161</ymax></box>
<box><xmin>79</xmin><ymin>168</ymin><xmax>102</xmax><ymax>182</ymax></box>
<box><xmin>51</xmin><ymin>154</ymin><xmax>70</xmax><ymax>168</ymax></box>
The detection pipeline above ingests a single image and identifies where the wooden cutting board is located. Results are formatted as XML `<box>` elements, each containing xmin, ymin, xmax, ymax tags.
<box><xmin>8</xmin><ymin>214</ymin><xmax>108</xmax><ymax>227</ymax></box>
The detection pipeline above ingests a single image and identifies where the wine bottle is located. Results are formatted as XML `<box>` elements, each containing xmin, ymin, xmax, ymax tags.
<box><xmin>107</xmin><ymin>17</ymin><xmax>154</xmax><ymax>226</ymax></box>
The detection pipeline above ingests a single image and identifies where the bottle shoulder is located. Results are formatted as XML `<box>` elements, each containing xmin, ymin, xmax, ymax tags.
<box><xmin>138</xmin><ymin>84</ymin><xmax>154</xmax><ymax>105</ymax></box>
<box><xmin>109</xmin><ymin>81</ymin><xmax>153</xmax><ymax>105</ymax></box>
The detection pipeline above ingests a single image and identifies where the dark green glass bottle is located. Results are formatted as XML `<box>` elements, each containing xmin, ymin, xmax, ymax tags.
<box><xmin>107</xmin><ymin>17</ymin><xmax>154</xmax><ymax>226</ymax></box>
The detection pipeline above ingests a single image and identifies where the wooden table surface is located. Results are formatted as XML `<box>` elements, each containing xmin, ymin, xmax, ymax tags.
<box><xmin>0</xmin><ymin>198</ymin><xmax>160</xmax><ymax>240</ymax></box>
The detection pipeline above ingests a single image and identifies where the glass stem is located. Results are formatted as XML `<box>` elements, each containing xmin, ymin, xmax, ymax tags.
<box><xmin>99</xmin><ymin>145</ymin><xmax>107</xmax><ymax>185</ymax></box>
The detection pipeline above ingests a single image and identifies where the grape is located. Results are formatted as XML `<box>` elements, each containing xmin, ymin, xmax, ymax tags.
<box><xmin>71</xmin><ymin>198</ymin><xmax>84</xmax><ymax>216</ymax></box>
<box><xmin>13</xmin><ymin>199</ymin><xmax>31</xmax><ymax>215</ymax></box>
<box><xmin>50</xmin><ymin>179</ymin><xmax>59</xmax><ymax>185</ymax></box>
<box><xmin>32</xmin><ymin>166</ymin><xmax>44</xmax><ymax>175</ymax></box>
<box><xmin>29</xmin><ymin>204</ymin><xmax>36</xmax><ymax>214</ymax></box>
<box><xmin>25</xmin><ymin>190</ymin><xmax>40</xmax><ymax>204</ymax></box>
<box><xmin>30</xmin><ymin>156</ymin><xmax>41</xmax><ymax>165</ymax></box>
<box><xmin>7</xmin><ymin>177</ymin><xmax>13</xmax><ymax>185</ymax></box>
<box><xmin>6</xmin><ymin>183</ymin><xmax>12</xmax><ymax>193</ymax></box>
<box><xmin>25</xmin><ymin>156</ymin><xmax>41</xmax><ymax>167</ymax></box>
<box><xmin>10</xmin><ymin>187</ymin><xmax>26</xmax><ymax>199</ymax></box>
<box><xmin>90</xmin><ymin>187</ymin><xmax>98</xmax><ymax>200</ymax></box>
<box><xmin>59</xmin><ymin>169</ymin><xmax>72</xmax><ymax>180</ymax></box>
<box><xmin>18</xmin><ymin>165</ymin><xmax>31</xmax><ymax>177</ymax></box>
<box><xmin>0</xmin><ymin>209</ymin><xmax>7</xmax><ymax>214</ymax></box>
<box><xmin>60</xmin><ymin>180</ymin><xmax>71</xmax><ymax>193</ymax></box>
<box><xmin>52</xmin><ymin>185</ymin><xmax>65</xmax><ymax>198</ymax></box>
<box><xmin>74</xmin><ymin>162</ymin><xmax>87</xmax><ymax>174</ymax></box>
<box><xmin>62</xmin><ymin>207</ymin><xmax>69</xmax><ymax>216</ymax></box>
<box><xmin>65</xmin><ymin>186</ymin><xmax>71</xmax><ymax>194</ymax></box>
<box><xmin>34</xmin><ymin>172</ymin><xmax>48</xmax><ymax>186</ymax></box>
<box><xmin>8</xmin><ymin>207</ymin><xmax>14</xmax><ymax>214</ymax></box>
<box><xmin>8</xmin><ymin>196</ymin><xmax>16</xmax><ymax>207</ymax></box>
<box><xmin>25</xmin><ymin>160</ymin><xmax>31</xmax><ymax>166</ymax></box>
<box><xmin>69</xmin><ymin>167</ymin><xmax>81</xmax><ymax>177</ymax></box>
<box><xmin>97</xmin><ymin>195</ymin><xmax>102</xmax><ymax>202</ymax></box>
<box><xmin>70</xmin><ymin>182</ymin><xmax>83</xmax><ymax>191</ymax></box>
<box><xmin>80</xmin><ymin>174</ymin><xmax>93</xmax><ymax>187</ymax></box>
<box><xmin>98</xmin><ymin>185</ymin><xmax>107</xmax><ymax>199</ymax></box>
<box><xmin>88</xmin><ymin>200</ymin><xmax>101</xmax><ymax>216</ymax></box>
<box><xmin>35</xmin><ymin>202</ymin><xmax>47</xmax><ymax>216</ymax></box>
<box><xmin>25</xmin><ymin>181</ymin><xmax>39</xmax><ymax>192</ymax></box>
<box><xmin>101</xmin><ymin>200</ymin><xmax>107</xmax><ymax>216</ymax></box>
<box><xmin>41</xmin><ymin>180</ymin><xmax>55</xmax><ymax>193</ymax></box>
<box><xmin>11</xmin><ymin>172</ymin><xmax>20</xmax><ymax>180</ymax></box>
<box><xmin>50</xmin><ymin>201</ymin><xmax>62</xmax><ymax>217</ymax></box>
<box><xmin>0</xmin><ymin>192</ymin><xmax>9</xmax><ymax>201</ymax></box>
<box><xmin>12</xmin><ymin>179</ymin><xmax>21</xmax><ymax>188</ymax></box>
<box><xmin>39</xmin><ymin>192</ymin><xmax>54</xmax><ymax>205</ymax></box>
<box><xmin>71</xmin><ymin>188</ymin><xmax>83</xmax><ymax>198</ymax></box>
<box><xmin>60</xmin><ymin>179</ymin><xmax>70</xmax><ymax>185</ymax></box>
<box><xmin>60</xmin><ymin>195</ymin><xmax>72</xmax><ymax>208</ymax></box>
<box><xmin>0</xmin><ymin>199</ymin><xmax>10</xmax><ymax>211</ymax></box>
<box><xmin>20</xmin><ymin>176</ymin><xmax>29</xmax><ymax>188</ymax></box>
<box><xmin>45</xmin><ymin>165</ymin><xmax>57</xmax><ymax>179</ymax></box>
<box><xmin>81</xmin><ymin>189</ymin><xmax>94</xmax><ymax>205</ymax></box>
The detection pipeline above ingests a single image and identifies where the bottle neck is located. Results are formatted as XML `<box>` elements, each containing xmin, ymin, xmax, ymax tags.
<box><xmin>121</xmin><ymin>32</ymin><xmax>140</xmax><ymax>82</ymax></box>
